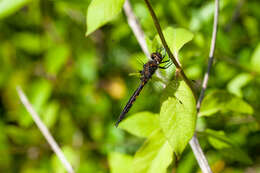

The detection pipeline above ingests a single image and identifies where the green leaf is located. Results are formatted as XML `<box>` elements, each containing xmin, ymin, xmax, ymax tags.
<box><xmin>220</xmin><ymin>148</ymin><xmax>252</xmax><ymax>164</ymax></box>
<box><xmin>108</xmin><ymin>152</ymin><xmax>133</xmax><ymax>173</ymax></box>
<box><xmin>176</xmin><ymin>152</ymin><xmax>196</xmax><ymax>173</ymax></box>
<box><xmin>76</xmin><ymin>52</ymin><xmax>98</xmax><ymax>83</ymax></box>
<box><xmin>42</xmin><ymin>101</ymin><xmax>60</xmax><ymax>128</ymax></box>
<box><xmin>251</xmin><ymin>43</ymin><xmax>260</xmax><ymax>73</ymax></box>
<box><xmin>199</xmin><ymin>90</ymin><xmax>254</xmax><ymax>117</ymax></box>
<box><xmin>119</xmin><ymin>112</ymin><xmax>160</xmax><ymax>138</ymax></box>
<box><xmin>12</xmin><ymin>32</ymin><xmax>42</xmax><ymax>54</ymax></box>
<box><xmin>86</xmin><ymin>0</ymin><xmax>125</xmax><ymax>36</ymax></box>
<box><xmin>227</xmin><ymin>73</ymin><xmax>253</xmax><ymax>97</ymax></box>
<box><xmin>202</xmin><ymin>129</ymin><xmax>252</xmax><ymax>164</ymax></box>
<box><xmin>44</xmin><ymin>44</ymin><xmax>70</xmax><ymax>75</ymax></box>
<box><xmin>160</xmin><ymin>80</ymin><xmax>196</xmax><ymax>157</ymax></box>
<box><xmin>204</xmin><ymin>129</ymin><xmax>233</xmax><ymax>150</ymax></box>
<box><xmin>133</xmin><ymin>130</ymin><xmax>173</xmax><ymax>173</ymax></box>
<box><xmin>160</xmin><ymin>78</ymin><xmax>180</xmax><ymax>104</ymax></box>
<box><xmin>0</xmin><ymin>0</ymin><xmax>31</xmax><ymax>19</ymax></box>
<box><xmin>155</xmin><ymin>27</ymin><xmax>194</xmax><ymax>57</ymax></box>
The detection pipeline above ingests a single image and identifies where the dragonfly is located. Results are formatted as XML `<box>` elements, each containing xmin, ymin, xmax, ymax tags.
<box><xmin>115</xmin><ymin>50</ymin><xmax>172</xmax><ymax>127</ymax></box>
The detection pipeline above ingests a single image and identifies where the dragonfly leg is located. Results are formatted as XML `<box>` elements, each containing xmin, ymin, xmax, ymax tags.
<box><xmin>160</xmin><ymin>60</ymin><xmax>170</xmax><ymax>64</ymax></box>
<box><xmin>161</xmin><ymin>48</ymin><xmax>166</xmax><ymax>58</ymax></box>
<box><xmin>137</xmin><ymin>57</ymin><xmax>144</xmax><ymax>65</ymax></box>
<box><xmin>159</xmin><ymin>62</ymin><xmax>172</xmax><ymax>69</ymax></box>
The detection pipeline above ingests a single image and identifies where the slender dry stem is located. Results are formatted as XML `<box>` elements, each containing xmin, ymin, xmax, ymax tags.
<box><xmin>196</xmin><ymin>0</ymin><xmax>219</xmax><ymax>112</ymax></box>
<box><xmin>17</xmin><ymin>86</ymin><xmax>75</xmax><ymax>173</ymax></box>
<box><xmin>123</xmin><ymin>0</ymin><xmax>167</xmax><ymax>84</ymax></box>
<box><xmin>143</xmin><ymin>0</ymin><xmax>196</xmax><ymax>98</ymax></box>
<box><xmin>189</xmin><ymin>0</ymin><xmax>220</xmax><ymax>173</ymax></box>
<box><xmin>123</xmin><ymin>0</ymin><xmax>150</xmax><ymax>58</ymax></box>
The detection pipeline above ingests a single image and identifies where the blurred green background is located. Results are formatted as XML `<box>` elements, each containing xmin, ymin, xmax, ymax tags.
<box><xmin>0</xmin><ymin>0</ymin><xmax>260</xmax><ymax>172</ymax></box>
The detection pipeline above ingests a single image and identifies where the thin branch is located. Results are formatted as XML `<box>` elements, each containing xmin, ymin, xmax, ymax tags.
<box><xmin>127</xmin><ymin>0</ymin><xmax>212</xmax><ymax>172</ymax></box>
<box><xmin>123</xmin><ymin>0</ymin><xmax>150</xmax><ymax>58</ymax></box>
<box><xmin>143</xmin><ymin>0</ymin><xmax>196</xmax><ymax>99</ymax></box>
<box><xmin>189</xmin><ymin>0</ymin><xmax>220</xmax><ymax>173</ymax></box>
<box><xmin>196</xmin><ymin>0</ymin><xmax>219</xmax><ymax>112</ymax></box>
<box><xmin>123</xmin><ymin>0</ymin><xmax>167</xmax><ymax>84</ymax></box>
<box><xmin>16</xmin><ymin>86</ymin><xmax>75</xmax><ymax>173</ymax></box>
<box><xmin>189</xmin><ymin>134</ymin><xmax>212</xmax><ymax>173</ymax></box>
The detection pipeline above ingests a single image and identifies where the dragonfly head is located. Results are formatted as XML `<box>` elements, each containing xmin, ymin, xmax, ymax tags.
<box><xmin>151</xmin><ymin>52</ymin><xmax>163</xmax><ymax>64</ymax></box>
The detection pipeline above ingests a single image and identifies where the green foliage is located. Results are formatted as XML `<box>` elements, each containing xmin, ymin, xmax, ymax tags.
<box><xmin>0</xmin><ymin>0</ymin><xmax>259</xmax><ymax>172</ymax></box>
<box><xmin>160</xmin><ymin>80</ymin><xmax>196</xmax><ymax>157</ymax></box>
<box><xmin>227</xmin><ymin>73</ymin><xmax>253</xmax><ymax>97</ymax></box>
<box><xmin>132</xmin><ymin>130</ymin><xmax>173</xmax><ymax>173</ymax></box>
<box><xmin>108</xmin><ymin>152</ymin><xmax>133</xmax><ymax>173</ymax></box>
<box><xmin>201</xmin><ymin>129</ymin><xmax>253</xmax><ymax>164</ymax></box>
<box><xmin>44</xmin><ymin>44</ymin><xmax>70</xmax><ymax>75</ymax></box>
<box><xmin>119</xmin><ymin>112</ymin><xmax>160</xmax><ymax>138</ymax></box>
<box><xmin>86</xmin><ymin>0</ymin><xmax>125</xmax><ymax>36</ymax></box>
<box><xmin>155</xmin><ymin>27</ymin><xmax>194</xmax><ymax>57</ymax></box>
<box><xmin>199</xmin><ymin>90</ymin><xmax>254</xmax><ymax>117</ymax></box>
<box><xmin>205</xmin><ymin>129</ymin><xmax>234</xmax><ymax>149</ymax></box>
<box><xmin>251</xmin><ymin>44</ymin><xmax>260</xmax><ymax>73</ymax></box>
<box><xmin>0</xmin><ymin>0</ymin><xmax>32</xmax><ymax>19</ymax></box>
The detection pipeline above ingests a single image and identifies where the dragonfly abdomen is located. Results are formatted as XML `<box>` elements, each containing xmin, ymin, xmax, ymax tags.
<box><xmin>115</xmin><ymin>51</ymin><xmax>165</xmax><ymax>127</ymax></box>
<box><xmin>115</xmin><ymin>80</ymin><xmax>148</xmax><ymax>127</ymax></box>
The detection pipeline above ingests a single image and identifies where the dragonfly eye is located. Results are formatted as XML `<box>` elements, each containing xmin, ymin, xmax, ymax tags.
<box><xmin>151</xmin><ymin>53</ymin><xmax>156</xmax><ymax>60</ymax></box>
<box><xmin>151</xmin><ymin>52</ymin><xmax>163</xmax><ymax>63</ymax></box>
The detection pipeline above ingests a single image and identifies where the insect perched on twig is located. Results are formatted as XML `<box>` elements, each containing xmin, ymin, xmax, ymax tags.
<box><xmin>115</xmin><ymin>49</ymin><xmax>172</xmax><ymax>127</ymax></box>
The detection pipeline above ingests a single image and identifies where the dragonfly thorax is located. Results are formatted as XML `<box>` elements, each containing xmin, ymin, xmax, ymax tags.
<box><xmin>151</xmin><ymin>52</ymin><xmax>163</xmax><ymax>64</ymax></box>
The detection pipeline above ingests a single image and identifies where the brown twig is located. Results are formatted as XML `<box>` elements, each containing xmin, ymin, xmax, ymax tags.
<box><xmin>17</xmin><ymin>86</ymin><xmax>75</xmax><ymax>173</ymax></box>
<box><xmin>143</xmin><ymin>0</ymin><xmax>196</xmax><ymax>98</ymax></box>
<box><xmin>143</xmin><ymin>0</ymin><xmax>221</xmax><ymax>172</ymax></box>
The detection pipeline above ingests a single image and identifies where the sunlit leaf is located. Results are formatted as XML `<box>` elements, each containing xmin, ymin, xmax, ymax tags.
<box><xmin>108</xmin><ymin>152</ymin><xmax>133</xmax><ymax>173</ymax></box>
<box><xmin>199</xmin><ymin>90</ymin><xmax>254</xmax><ymax>117</ymax></box>
<box><xmin>42</xmin><ymin>101</ymin><xmax>59</xmax><ymax>128</ymax></box>
<box><xmin>44</xmin><ymin>44</ymin><xmax>70</xmax><ymax>75</ymax></box>
<box><xmin>86</xmin><ymin>0</ymin><xmax>125</xmax><ymax>36</ymax></box>
<box><xmin>0</xmin><ymin>0</ymin><xmax>31</xmax><ymax>19</ymax></box>
<box><xmin>119</xmin><ymin>112</ymin><xmax>160</xmax><ymax>138</ymax></box>
<box><xmin>12</xmin><ymin>32</ymin><xmax>42</xmax><ymax>54</ymax></box>
<box><xmin>133</xmin><ymin>130</ymin><xmax>173</xmax><ymax>173</ymax></box>
<box><xmin>204</xmin><ymin>129</ymin><xmax>233</xmax><ymax>150</ymax></box>
<box><xmin>160</xmin><ymin>80</ymin><xmax>196</xmax><ymax>157</ymax></box>
<box><xmin>155</xmin><ymin>27</ymin><xmax>194</xmax><ymax>57</ymax></box>
<box><xmin>251</xmin><ymin>43</ymin><xmax>260</xmax><ymax>73</ymax></box>
<box><xmin>227</xmin><ymin>73</ymin><xmax>253</xmax><ymax>97</ymax></box>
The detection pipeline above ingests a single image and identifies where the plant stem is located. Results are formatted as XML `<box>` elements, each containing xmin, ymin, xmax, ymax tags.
<box><xmin>123</xmin><ymin>0</ymin><xmax>150</xmax><ymax>58</ymax></box>
<box><xmin>189</xmin><ymin>0</ymin><xmax>220</xmax><ymax>173</ymax></box>
<box><xmin>196</xmin><ymin>0</ymin><xmax>219</xmax><ymax>112</ymax></box>
<box><xmin>143</xmin><ymin>0</ymin><xmax>196</xmax><ymax>99</ymax></box>
<box><xmin>17</xmin><ymin>86</ymin><xmax>75</xmax><ymax>173</ymax></box>
<box><xmin>143</xmin><ymin>0</ymin><xmax>220</xmax><ymax>172</ymax></box>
